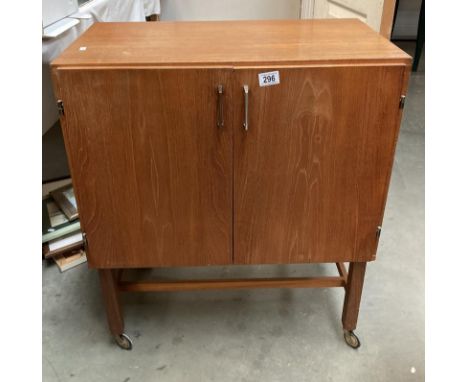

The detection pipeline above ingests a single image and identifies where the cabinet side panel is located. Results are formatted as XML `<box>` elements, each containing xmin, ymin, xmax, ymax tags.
<box><xmin>233</xmin><ymin>65</ymin><xmax>405</xmax><ymax>264</ymax></box>
<box><xmin>56</xmin><ymin>68</ymin><xmax>232</xmax><ymax>268</ymax></box>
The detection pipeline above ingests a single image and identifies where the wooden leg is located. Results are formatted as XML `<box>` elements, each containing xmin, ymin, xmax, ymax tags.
<box><xmin>99</xmin><ymin>269</ymin><xmax>124</xmax><ymax>336</ymax></box>
<box><xmin>342</xmin><ymin>262</ymin><xmax>367</xmax><ymax>331</ymax></box>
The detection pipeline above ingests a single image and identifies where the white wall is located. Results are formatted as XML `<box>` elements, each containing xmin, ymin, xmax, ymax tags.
<box><xmin>160</xmin><ymin>0</ymin><xmax>301</xmax><ymax>21</ymax></box>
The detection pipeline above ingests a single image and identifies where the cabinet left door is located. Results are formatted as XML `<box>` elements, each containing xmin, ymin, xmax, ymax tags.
<box><xmin>53</xmin><ymin>68</ymin><xmax>233</xmax><ymax>268</ymax></box>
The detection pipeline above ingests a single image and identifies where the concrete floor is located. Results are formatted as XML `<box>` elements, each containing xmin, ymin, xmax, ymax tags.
<box><xmin>43</xmin><ymin>61</ymin><xmax>424</xmax><ymax>381</ymax></box>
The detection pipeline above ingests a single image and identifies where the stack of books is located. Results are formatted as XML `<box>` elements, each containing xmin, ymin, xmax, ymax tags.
<box><xmin>42</xmin><ymin>184</ymin><xmax>87</xmax><ymax>272</ymax></box>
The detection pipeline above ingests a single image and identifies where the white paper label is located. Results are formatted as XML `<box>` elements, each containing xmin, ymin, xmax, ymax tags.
<box><xmin>258</xmin><ymin>71</ymin><xmax>280</xmax><ymax>87</ymax></box>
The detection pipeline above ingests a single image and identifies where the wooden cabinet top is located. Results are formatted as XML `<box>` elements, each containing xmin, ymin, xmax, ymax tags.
<box><xmin>52</xmin><ymin>19</ymin><xmax>411</xmax><ymax>68</ymax></box>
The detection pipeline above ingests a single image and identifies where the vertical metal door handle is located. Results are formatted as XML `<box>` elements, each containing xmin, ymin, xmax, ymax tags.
<box><xmin>243</xmin><ymin>85</ymin><xmax>249</xmax><ymax>131</ymax></box>
<box><xmin>217</xmin><ymin>85</ymin><xmax>224</xmax><ymax>128</ymax></box>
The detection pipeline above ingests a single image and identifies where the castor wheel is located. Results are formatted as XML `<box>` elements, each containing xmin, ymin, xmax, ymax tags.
<box><xmin>343</xmin><ymin>330</ymin><xmax>361</xmax><ymax>349</ymax></box>
<box><xmin>114</xmin><ymin>333</ymin><xmax>133</xmax><ymax>350</ymax></box>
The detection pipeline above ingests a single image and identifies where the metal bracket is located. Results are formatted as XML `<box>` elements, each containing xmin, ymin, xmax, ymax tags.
<box><xmin>376</xmin><ymin>226</ymin><xmax>382</xmax><ymax>239</ymax></box>
<box><xmin>216</xmin><ymin>85</ymin><xmax>224</xmax><ymax>128</ymax></box>
<box><xmin>83</xmin><ymin>232</ymin><xmax>88</xmax><ymax>252</ymax></box>
<box><xmin>57</xmin><ymin>100</ymin><xmax>65</xmax><ymax>116</ymax></box>
<box><xmin>399</xmin><ymin>95</ymin><xmax>406</xmax><ymax>109</ymax></box>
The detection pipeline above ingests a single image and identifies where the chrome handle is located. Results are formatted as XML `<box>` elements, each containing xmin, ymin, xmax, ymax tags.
<box><xmin>216</xmin><ymin>84</ymin><xmax>224</xmax><ymax>128</ymax></box>
<box><xmin>243</xmin><ymin>85</ymin><xmax>249</xmax><ymax>131</ymax></box>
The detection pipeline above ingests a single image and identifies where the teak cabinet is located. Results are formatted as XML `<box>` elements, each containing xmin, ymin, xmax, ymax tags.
<box><xmin>52</xmin><ymin>19</ymin><xmax>411</xmax><ymax>350</ymax></box>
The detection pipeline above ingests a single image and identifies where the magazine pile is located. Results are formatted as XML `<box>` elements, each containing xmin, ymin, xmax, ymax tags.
<box><xmin>42</xmin><ymin>183</ymin><xmax>86</xmax><ymax>272</ymax></box>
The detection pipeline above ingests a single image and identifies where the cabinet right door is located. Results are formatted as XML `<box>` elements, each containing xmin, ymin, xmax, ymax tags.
<box><xmin>233</xmin><ymin>66</ymin><xmax>407</xmax><ymax>264</ymax></box>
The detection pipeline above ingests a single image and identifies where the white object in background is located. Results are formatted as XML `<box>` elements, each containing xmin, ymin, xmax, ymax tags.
<box><xmin>143</xmin><ymin>0</ymin><xmax>161</xmax><ymax>16</ymax></box>
<box><xmin>311</xmin><ymin>0</ymin><xmax>385</xmax><ymax>33</ymax></box>
<box><xmin>43</xmin><ymin>0</ymin><xmax>79</xmax><ymax>28</ymax></box>
<box><xmin>81</xmin><ymin>0</ymin><xmax>145</xmax><ymax>21</ymax></box>
<box><xmin>48</xmin><ymin>232</ymin><xmax>83</xmax><ymax>252</ymax></box>
<box><xmin>159</xmin><ymin>0</ymin><xmax>300</xmax><ymax>21</ymax></box>
<box><xmin>43</xmin><ymin>17</ymin><xmax>80</xmax><ymax>39</ymax></box>
<box><xmin>69</xmin><ymin>11</ymin><xmax>93</xmax><ymax>20</ymax></box>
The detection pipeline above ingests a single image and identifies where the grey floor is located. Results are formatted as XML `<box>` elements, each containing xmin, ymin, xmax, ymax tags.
<box><xmin>43</xmin><ymin>48</ymin><xmax>424</xmax><ymax>381</ymax></box>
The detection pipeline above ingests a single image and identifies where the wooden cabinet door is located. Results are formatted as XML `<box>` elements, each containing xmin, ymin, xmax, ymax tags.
<box><xmin>233</xmin><ymin>66</ymin><xmax>407</xmax><ymax>264</ymax></box>
<box><xmin>54</xmin><ymin>69</ymin><xmax>232</xmax><ymax>268</ymax></box>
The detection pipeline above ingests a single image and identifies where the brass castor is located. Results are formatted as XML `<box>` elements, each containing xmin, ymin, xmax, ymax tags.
<box><xmin>114</xmin><ymin>333</ymin><xmax>133</xmax><ymax>350</ymax></box>
<box><xmin>343</xmin><ymin>330</ymin><xmax>361</xmax><ymax>349</ymax></box>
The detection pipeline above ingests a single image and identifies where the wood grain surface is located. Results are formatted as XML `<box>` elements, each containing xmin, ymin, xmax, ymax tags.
<box><xmin>380</xmin><ymin>0</ymin><xmax>398</xmax><ymax>39</ymax></box>
<box><xmin>118</xmin><ymin>276</ymin><xmax>346</xmax><ymax>292</ymax></box>
<box><xmin>342</xmin><ymin>262</ymin><xmax>367</xmax><ymax>331</ymax></box>
<box><xmin>233</xmin><ymin>65</ymin><xmax>406</xmax><ymax>264</ymax></box>
<box><xmin>99</xmin><ymin>269</ymin><xmax>124</xmax><ymax>335</ymax></box>
<box><xmin>55</xmin><ymin>69</ymin><xmax>233</xmax><ymax>268</ymax></box>
<box><xmin>52</xmin><ymin>20</ymin><xmax>411</xmax><ymax>268</ymax></box>
<box><xmin>51</xmin><ymin>19</ymin><xmax>411</xmax><ymax>68</ymax></box>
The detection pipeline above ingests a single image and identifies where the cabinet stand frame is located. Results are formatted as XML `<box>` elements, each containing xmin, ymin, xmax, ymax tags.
<box><xmin>98</xmin><ymin>261</ymin><xmax>367</xmax><ymax>349</ymax></box>
<box><xmin>52</xmin><ymin>19</ymin><xmax>411</xmax><ymax>351</ymax></box>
